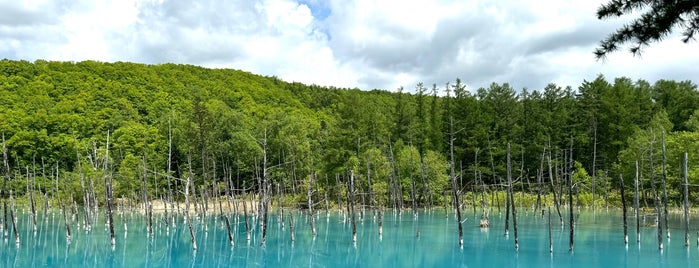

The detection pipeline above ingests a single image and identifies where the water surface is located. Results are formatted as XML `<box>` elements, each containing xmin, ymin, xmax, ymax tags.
<box><xmin>0</xmin><ymin>207</ymin><xmax>697</xmax><ymax>267</ymax></box>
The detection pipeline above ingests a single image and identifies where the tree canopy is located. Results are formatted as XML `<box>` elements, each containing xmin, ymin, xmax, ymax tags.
<box><xmin>1</xmin><ymin>59</ymin><xmax>698</xmax><ymax>206</ymax></box>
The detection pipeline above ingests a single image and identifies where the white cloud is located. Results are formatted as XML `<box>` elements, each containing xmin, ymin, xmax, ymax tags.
<box><xmin>261</xmin><ymin>0</ymin><xmax>313</xmax><ymax>30</ymax></box>
<box><xmin>0</xmin><ymin>0</ymin><xmax>697</xmax><ymax>91</ymax></box>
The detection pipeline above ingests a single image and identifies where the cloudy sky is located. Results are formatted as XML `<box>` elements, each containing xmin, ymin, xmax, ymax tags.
<box><xmin>1</xmin><ymin>0</ymin><xmax>698</xmax><ymax>92</ymax></box>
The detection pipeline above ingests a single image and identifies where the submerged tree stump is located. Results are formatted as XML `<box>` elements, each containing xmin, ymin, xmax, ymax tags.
<box><xmin>620</xmin><ymin>174</ymin><xmax>628</xmax><ymax>245</ymax></box>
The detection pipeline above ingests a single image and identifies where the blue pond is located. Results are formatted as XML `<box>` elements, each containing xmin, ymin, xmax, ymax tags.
<box><xmin>0</xmin><ymin>207</ymin><xmax>697</xmax><ymax>267</ymax></box>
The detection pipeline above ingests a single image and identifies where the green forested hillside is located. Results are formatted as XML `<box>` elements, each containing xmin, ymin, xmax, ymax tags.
<box><xmin>1</xmin><ymin>59</ymin><xmax>698</xmax><ymax>206</ymax></box>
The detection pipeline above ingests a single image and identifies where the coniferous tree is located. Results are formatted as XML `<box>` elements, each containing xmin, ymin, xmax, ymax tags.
<box><xmin>595</xmin><ymin>0</ymin><xmax>699</xmax><ymax>58</ymax></box>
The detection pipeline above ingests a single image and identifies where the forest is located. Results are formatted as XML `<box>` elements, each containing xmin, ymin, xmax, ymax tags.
<box><xmin>1</xmin><ymin>59</ymin><xmax>699</xmax><ymax>211</ymax></box>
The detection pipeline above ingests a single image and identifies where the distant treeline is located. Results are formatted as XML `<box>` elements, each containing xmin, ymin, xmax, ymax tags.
<box><xmin>0</xmin><ymin>59</ymin><xmax>698</xmax><ymax>206</ymax></box>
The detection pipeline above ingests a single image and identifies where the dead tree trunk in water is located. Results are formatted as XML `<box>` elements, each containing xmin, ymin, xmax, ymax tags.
<box><xmin>388</xmin><ymin>142</ymin><xmax>400</xmax><ymax>211</ymax></box>
<box><xmin>649</xmin><ymin>130</ymin><xmax>662</xmax><ymax>250</ymax></box>
<box><xmin>42</xmin><ymin>190</ymin><xmax>52</xmax><ymax>227</ymax></box>
<box><xmin>683</xmin><ymin>152</ymin><xmax>690</xmax><ymax>247</ymax></box>
<box><xmin>656</xmin><ymin>195</ymin><xmax>663</xmax><ymax>250</ymax></box>
<box><xmin>28</xmin><ymin>165</ymin><xmax>37</xmax><ymax>232</ymax></box>
<box><xmin>259</xmin><ymin>130</ymin><xmax>271</xmax><ymax>246</ymax></box>
<box><xmin>307</xmin><ymin>161</ymin><xmax>316</xmax><ymax>237</ymax></box>
<box><xmin>661</xmin><ymin>131</ymin><xmax>669</xmax><ymax>239</ymax></box>
<box><xmin>507</xmin><ymin>144</ymin><xmax>518</xmax><ymax>249</ymax></box>
<box><xmin>620</xmin><ymin>174</ymin><xmax>628</xmax><ymax>244</ymax></box>
<box><xmin>163</xmin><ymin>187</ymin><xmax>170</xmax><ymax>233</ymax></box>
<box><xmin>142</xmin><ymin>155</ymin><xmax>152</xmax><ymax>236</ymax></box>
<box><xmin>105</xmin><ymin>175</ymin><xmax>115</xmax><ymax>247</ymax></box>
<box><xmin>61</xmin><ymin>197</ymin><xmax>71</xmax><ymax>241</ymax></box>
<box><xmin>349</xmin><ymin>171</ymin><xmax>357</xmax><ymax>243</ymax></box>
<box><xmin>634</xmin><ymin>161</ymin><xmax>640</xmax><ymax>243</ymax></box>
<box><xmin>242</xmin><ymin>181</ymin><xmax>250</xmax><ymax>241</ymax></box>
<box><xmin>186</xmin><ymin>156</ymin><xmax>197</xmax><ymax>251</ymax></box>
<box><xmin>480</xmin><ymin>172</ymin><xmax>489</xmax><ymax>227</ymax></box>
<box><xmin>200</xmin><ymin>186</ymin><xmax>208</xmax><ymax>233</ymax></box>
<box><xmin>535</xmin><ymin>148</ymin><xmax>545</xmax><ymax>213</ymax></box>
<box><xmin>104</xmin><ymin>130</ymin><xmax>115</xmax><ymax>247</ymax></box>
<box><xmin>166</xmin><ymin>118</ymin><xmax>175</xmax><ymax>227</ymax></box>
<box><xmin>568</xmin><ymin>139</ymin><xmax>574</xmax><ymax>252</ymax></box>
<box><xmin>474</xmin><ymin>149</ymin><xmax>481</xmax><ymax>215</ymax></box>
<box><xmin>548</xmin><ymin>206</ymin><xmax>552</xmax><ymax>253</ymax></box>
<box><xmin>2</xmin><ymin>189</ymin><xmax>6</xmax><ymax>240</ymax></box>
<box><xmin>76</xmin><ymin>148</ymin><xmax>91</xmax><ymax>232</ymax></box>
<box><xmin>378</xmin><ymin>208</ymin><xmax>383</xmax><ymax>237</ymax></box>
<box><xmin>335</xmin><ymin>174</ymin><xmax>343</xmax><ymax>217</ymax></box>
<box><xmin>366</xmin><ymin>152</ymin><xmax>382</xmax><ymax>235</ymax></box>
<box><xmin>366</xmin><ymin>152</ymin><xmax>374</xmax><ymax>214</ymax></box>
<box><xmin>2</xmin><ymin>134</ymin><xmax>9</xmax><ymax>239</ymax></box>
<box><xmin>261</xmin><ymin>180</ymin><xmax>271</xmax><ymax>246</ymax></box>
<box><xmin>324</xmin><ymin>181</ymin><xmax>330</xmax><ymax>219</ymax></box>
<box><xmin>9</xmin><ymin>190</ymin><xmax>19</xmax><ymax>244</ymax></box>
<box><xmin>504</xmin><ymin>147</ymin><xmax>511</xmax><ymax>237</ymax></box>
<box><xmin>289</xmin><ymin>210</ymin><xmax>295</xmax><ymax>242</ymax></box>
<box><xmin>591</xmin><ymin>121</ymin><xmax>598</xmax><ymax>212</ymax></box>
<box><xmin>367</xmin><ymin>151</ymin><xmax>382</xmax><ymax>234</ymax></box>
<box><xmin>224</xmin><ymin>215</ymin><xmax>234</xmax><ymax>247</ymax></box>
<box><xmin>449</xmin><ymin>117</ymin><xmax>463</xmax><ymax>246</ymax></box>
<box><xmin>409</xmin><ymin>144</ymin><xmax>420</xmax><ymax>237</ymax></box>
<box><xmin>547</xmin><ymin>145</ymin><xmax>563</xmax><ymax>225</ymax></box>
<box><xmin>409</xmin><ymin>143</ymin><xmax>418</xmax><ymax>220</ymax></box>
<box><xmin>519</xmin><ymin>151</ymin><xmax>525</xmax><ymax>209</ymax></box>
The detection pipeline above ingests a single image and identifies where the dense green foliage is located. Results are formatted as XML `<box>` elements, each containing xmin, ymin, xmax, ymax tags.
<box><xmin>1</xmin><ymin>59</ymin><xmax>698</xmax><ymax>207</ymax></box>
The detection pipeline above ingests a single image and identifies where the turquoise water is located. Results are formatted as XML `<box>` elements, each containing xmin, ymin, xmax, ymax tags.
<box><xmin>0</xmin><ymin>207</ymin><xmax>697</xmax><ymax>267</ymax></box>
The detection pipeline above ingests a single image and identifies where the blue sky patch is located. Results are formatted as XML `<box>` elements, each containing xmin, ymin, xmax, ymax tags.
<box><xmin>298</xmin><ymin>0</ymin><xmax>331</xmax><ymax>21</ymax></box>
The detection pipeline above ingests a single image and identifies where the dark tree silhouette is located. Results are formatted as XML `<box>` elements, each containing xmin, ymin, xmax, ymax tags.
<box><xmin>595</xmin><ymin>0</ymin><xmax>699</xmax><ymax>59</ymax></box>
